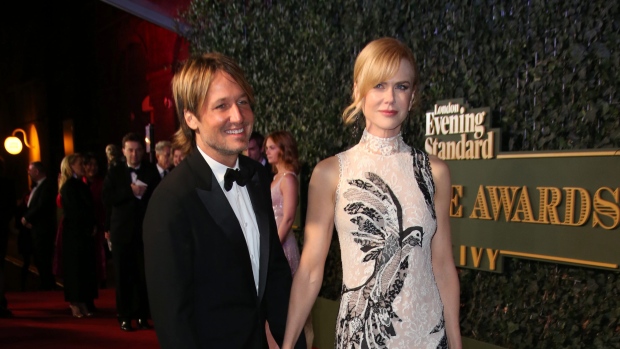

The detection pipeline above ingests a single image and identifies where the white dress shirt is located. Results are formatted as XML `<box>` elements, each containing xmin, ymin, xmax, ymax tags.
<box><xmin>156</xmin><ymin>164</ymin><xmax>168</xmax><ymax>179</ymax></box>
<box><xmin>197</xmin><ymin>147</ymin><xmax>260</xmax><ymax>293</ymax></box>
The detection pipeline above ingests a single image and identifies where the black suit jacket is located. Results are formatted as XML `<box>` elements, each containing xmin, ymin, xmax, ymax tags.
<box><xmin>143</xmin><ymin>148</ymin><xmax>305</xmax><ymax>349</ymax></box>
<box><xmin>23</xmin><ymin>177</ymin><xmax>57</xmax><ymax>238</ymax></box>
<box><xmin>261</xmin><ymin>157</ymin><xmax>275</xmax><ymax>180</ymax></box>
<box><xmin>103</xmin><ymin>162</ymin><xmax>160</xmax><ymax>245</ymax></box>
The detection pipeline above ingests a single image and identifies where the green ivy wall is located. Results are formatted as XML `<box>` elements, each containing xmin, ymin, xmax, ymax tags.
<box><xmin>180</xmin><ymin>1</ymin><xmax>620</xmax><ymax>348</ymax></box>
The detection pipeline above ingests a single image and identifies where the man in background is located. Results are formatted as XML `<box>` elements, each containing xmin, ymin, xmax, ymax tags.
<box><xmin>21</xmin><ymin>161</ymin><xmax>57</xmax><ymax>291</ymax></box>
<box><xmin>248</xmin><ymin>131</ymin><xmax>274</xmax><ymax>179</ymax></box>
<box><xmin>154</xmin><ymin>141</ymin><xmax>172</xmax><ymax>179</ymax></box>
<box><xmin>103</xmin><ymin>132</ymin><xmax>160</xmax><ymax>332</ymax></box>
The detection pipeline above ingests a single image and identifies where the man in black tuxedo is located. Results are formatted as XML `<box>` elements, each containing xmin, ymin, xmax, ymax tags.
<box><xmin>21</xmin><ymin>161</ymin><xmax>57</xmax><ymax>290</ymax></box>
<box><xmin>103</xmin><ymin>132</ymin><xmax>160</xmax><ymax>331</ymax></box>
<box><xmin>248</xmin><ymin>131</ymin><xmax>274</xmax><ymax>180</ymax></box>
<box><xmin>143</xmin><ymin>53</ymin><xmax>305</xmax><ymax>349</ymax></box>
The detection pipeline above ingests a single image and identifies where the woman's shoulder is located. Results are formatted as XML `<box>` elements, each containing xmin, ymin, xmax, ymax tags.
<box><xmin>427</xmin><ymin>154</ymin><xmax>451</xmax><ymax>188</ymax></box>
<box><xmin>310</xmin><ymin>156</ymin><xmax>339</xmax><ymax>185</ymax></box>
<box><xmin>427</xmin><ymin>154</ymin><xmax>449</xmax><ymax>174</ymax></box>
<box><xmin>315</xmin><ymin>156</ymin><xmax>339</xmax><ymax>172</ymax></box>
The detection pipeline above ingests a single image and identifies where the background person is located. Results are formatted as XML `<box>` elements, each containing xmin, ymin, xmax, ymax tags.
<box><xmin>15</xmin><ymin>191</ymin><xmax>33</xmax><ymax>291</ymax></box>
<box><xmin>58</xmin><ymin>153</ymin><xmax>98</xmax><ymax>318</ymax></box>
<box><xmin>103</xmin><ymin>132</ymin><xmax>160</xmax><ymax>331</ymax></box>
<box><xmin>154</xmin><ymin>141</ymin><xmax>172</xmax><ymax>179</ymax></box>
<box><xmin>282</xmin><ymin>37</ymin><xmax>462</xmax><ymax>349</ymax></box>
<box><xmin>265</xmin><ymin>130</ymin><xmax>301</xmax><ymax>270</ymax></box>
<box><xmin>83</xmin><ymin>152</ymin><xmax>108</xmax><ymax>291</ymax></box>
<box><xmin>171</xmin><ymin>146</ymin><xmax>185</xmax><ymax>168</ymax></box>
<box><xmin>248</xmin><ymin>131</ymin><xmax>274</xmax><ymax>179</ymax></box>
<box><xmin>264</xmin><ymin>130</ymin><xmax>314</xmax><ymax>349</ymax></box>
<box><xmin>105</xmin><ymin>144</ymin><xmax>123</xmax><ymax>170</ymax></box>
<box><xmin>21</xmin><ymin>161</ymin><xmax>57</xmax><ymax>291</ymax></box>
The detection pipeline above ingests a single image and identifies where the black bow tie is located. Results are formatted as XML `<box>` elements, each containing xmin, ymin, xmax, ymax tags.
<box><xmin>224</xmin><ymin>167</ymin><xmax>253</xmax><ymax>191</ymax></box>
<box><xmin>128</xmin><ymin>167</ymin><xmax>137</xmax><ymax>173</ymax></box>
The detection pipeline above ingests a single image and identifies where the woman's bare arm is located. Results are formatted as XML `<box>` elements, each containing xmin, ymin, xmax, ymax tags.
<box><xmin>429</xmin><ymin>155</ymin><xmax>462</xmax><ymax>349</ymax></box>
<box><xmin>281</xmin><ymin>157</ymin><xmax>339</xmax><ymax>349</ymax></box>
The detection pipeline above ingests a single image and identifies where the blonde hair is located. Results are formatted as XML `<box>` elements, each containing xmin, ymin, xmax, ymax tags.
<box><xmin>58</xmin><ymin>153</ymin><xmax>82</xmax><ymax>191</ymax></box>
<box><xmin>342</xmin><ymin>37</ymin><xmax>419</xmax><ymax>125</ymax></box>
<box><xmin>171</xmin><ymin>53</ymin><xmax>255</xmax><ymax>155</ymax></box>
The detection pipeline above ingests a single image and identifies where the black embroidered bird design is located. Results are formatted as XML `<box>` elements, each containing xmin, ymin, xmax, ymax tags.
<box><xmin>336</xmin><ymin>172</ymin><xmax>424</xmax><ymax>348</ymax></box>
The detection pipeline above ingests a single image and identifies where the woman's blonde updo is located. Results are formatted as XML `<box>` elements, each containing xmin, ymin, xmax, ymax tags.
<box><xmin>342</xmin><ymin>37</ymin><xmax>419</xmax><ymax>125</ymax></box>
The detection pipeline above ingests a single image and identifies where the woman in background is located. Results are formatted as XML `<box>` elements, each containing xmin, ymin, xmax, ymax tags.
<box><xmin>58</xmin><ymin>154</ymin><xmax>98</xmax><ymax>318</ymax></box>
<box><xmin>265</xmin><ymin>130</ymin><xmax>313</xmax><ymax>349</ymax></box>
<box><xmin>266</xmin><ymin>130</ymin><xmax>301</xmax><ymax>271</ymax></box>
<box><xmin>83</xmin><ymin>153</ymin><xmax>107</xmax><ymax>292</ymax></box>
<box><xmin>171</xmin><ymin>146</ymin><xmax>185</xmax><ymax>168</ymax></box>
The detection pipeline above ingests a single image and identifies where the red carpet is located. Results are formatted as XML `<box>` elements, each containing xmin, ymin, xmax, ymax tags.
<box><xmin>0</xmin><ymin>289</ymin><xmax>159</xmax><ymax>349</ymax></box>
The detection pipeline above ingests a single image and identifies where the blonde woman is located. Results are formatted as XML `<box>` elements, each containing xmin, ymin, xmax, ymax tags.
<box><xmin>58</xmin><ymin>154</ymin><xmax>97</xmax><ymax>318</ymax></box>
<box><xmin>282</xmin><ymin>38</ymin><xmax>462</xmax><ymax>348</ymax></box>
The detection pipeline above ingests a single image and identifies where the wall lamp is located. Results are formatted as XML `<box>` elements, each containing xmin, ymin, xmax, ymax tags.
<box><xmin>4</xmin><ymin>128</ymin><xmax>31</xmax><ymax>155</ymax></box>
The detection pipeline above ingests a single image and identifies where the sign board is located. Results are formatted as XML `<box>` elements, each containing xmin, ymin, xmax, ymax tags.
<box><xmin>426</xmin><ymin>99</ymin><xmax>620</xmax><ymax>272</ymax></box>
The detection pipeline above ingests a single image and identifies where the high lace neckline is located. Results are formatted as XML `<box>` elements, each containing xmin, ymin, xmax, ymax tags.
<box><xmin>358</xmin><ymin>129</ymin><xmax>405</xmax><ymax>156</ymax></box>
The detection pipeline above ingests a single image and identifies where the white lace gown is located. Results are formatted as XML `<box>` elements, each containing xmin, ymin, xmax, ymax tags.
<box><xmin>334</xmin><ymin>130</ymin><xmax>447</xmax><ymax>349</ymax></box>
<box><xmin>271</xmin><ymin>172</ymin><xmax>301</xmax><ymax>275</ymax></box>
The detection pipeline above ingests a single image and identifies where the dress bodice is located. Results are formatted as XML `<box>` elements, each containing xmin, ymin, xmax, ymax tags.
<box><xmin>333</xmin><ymin>129</ymin><xmax>446</xmax><ymax>348</ymax></box>
<box><xmin>271</xmin><ymin>172</ymin><xmax>297</xmax><ymax>227</ymax></box>
<box><xmin>271</xmin><ymin>172</ymin><xmax>300</xmax><ymax>276</ymax></box>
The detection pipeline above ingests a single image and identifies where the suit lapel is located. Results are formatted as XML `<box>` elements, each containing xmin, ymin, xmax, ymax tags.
<box><xmin>240</xmin><ymin>157</ymin><xmax>270</xmax><ymax>302</ymax></box>
<box><xmin>188</xmin><ymin>150</ymin><xmax>249</xmax><ymax>249</ymax></box>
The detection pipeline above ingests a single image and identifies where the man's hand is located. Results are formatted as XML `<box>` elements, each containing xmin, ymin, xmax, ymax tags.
<box><xmin>131</xmin><ymin>183</ymin><xmax>147</xmax><ymax>197</ymax></box>
<box><xmin>21</xmin><ymin>217</ymin><xmax>32</xmax><ymax>229</ymax></box>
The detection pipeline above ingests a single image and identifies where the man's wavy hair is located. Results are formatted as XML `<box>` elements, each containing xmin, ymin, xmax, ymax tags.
<box><xmin>171</xmin><ymin>53</ymin><xmax>255</xmax><ymax>156</ymax></box>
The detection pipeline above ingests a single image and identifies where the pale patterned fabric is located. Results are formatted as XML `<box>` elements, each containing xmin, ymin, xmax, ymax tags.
<box><xmin>334</xmin><ymin>129</ymin><xmax>447</xmax><ymax>349</ymax></box>
<box><xmin>271</xmin><ymin>172</ymin><xmax>301</xmax><ymax>275</ymax></box>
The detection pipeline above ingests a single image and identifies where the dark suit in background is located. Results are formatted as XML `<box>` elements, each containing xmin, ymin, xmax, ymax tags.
<box><xmin>60</xmin><ymin>176</ymin><xmax>98</xmax><ymax>305</ymax></box>
<box><xmin>261</xmin><ymin>157</ymin><xmax>275</xmax><ymax>180</ymax></box>
<box><xmin>103</xmin><ymin>161</ymin><xmax>160</xmax><ymax>325</ymax></box>
<box><xmin>23</xmin><ymin>176</ymin><xmax>57</xmax><ymax>290</ymax></box>
<box><xmin>144</xmin><ymin>150</ymin><xmax>305</xmax><ymax>349</ymax></box>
